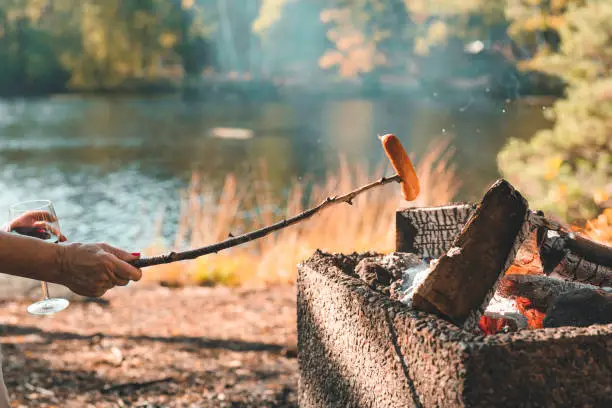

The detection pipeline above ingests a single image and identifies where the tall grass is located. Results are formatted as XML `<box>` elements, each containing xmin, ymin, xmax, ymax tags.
<box><xmin>143</xmin><ymin>138</ymin><xmax>460</xmax><ymax>287</ymax></box>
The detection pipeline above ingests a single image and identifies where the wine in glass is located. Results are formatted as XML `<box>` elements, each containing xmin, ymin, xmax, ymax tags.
<box><xmin>8</xmin><ymin>200</ymin><xmax>70</xmax><ymax>315</ymax></box>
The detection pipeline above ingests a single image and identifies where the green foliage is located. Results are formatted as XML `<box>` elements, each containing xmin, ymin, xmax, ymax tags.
<box><xmin>498</xmin><ymin>0</ymin><xmax>612</xmax><ymax>220</ymax></box>
<box><xmin>0</xmin><ymin>0</ymin><xmax>214</xmax><ymax>93</ymax></box>
<box><xmin>505</xmin><ymin>0</ymin><xmax>584</xmax><ymax>60</ymax></box>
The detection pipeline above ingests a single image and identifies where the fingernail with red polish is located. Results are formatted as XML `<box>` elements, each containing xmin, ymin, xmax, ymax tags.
<box><xmin>131</xmin><ymin>252</ymin><xmax>141</xmax><ymax>257</ymax></box>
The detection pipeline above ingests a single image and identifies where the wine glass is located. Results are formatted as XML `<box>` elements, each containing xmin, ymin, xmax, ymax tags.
<box><xmin>8</xmin><ymin>200</ymin><xmax>70</xmax><ymax>315</ymax></box>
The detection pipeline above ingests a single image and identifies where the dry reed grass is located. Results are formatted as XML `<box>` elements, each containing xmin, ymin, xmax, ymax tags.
<box><xmin>143</xmin><ymin>138</ymin><xmax>460</xmax><ymax>287</ymax></box>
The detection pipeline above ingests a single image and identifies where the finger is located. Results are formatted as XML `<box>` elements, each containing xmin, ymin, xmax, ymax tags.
<box><xmin>11</xmin><ymin>211</ymin><xmax>57</xmax><ymax>227</ymax></box>
<box><xmin>112</xmin><ymin>258</ymin><xmax>143</xmax><ymax>282</ymax></box>
<box><xmin>98</xmin><ymin>243</ymin><xmax>139</xmax><ymax>262</ymax></box>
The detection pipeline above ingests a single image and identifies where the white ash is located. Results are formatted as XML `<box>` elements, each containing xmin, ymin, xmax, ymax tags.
<box><xmin>377</xmin><ymin>252</ymin><xmax>414</xmax><ymax>271</ymax></box>
<box><xmin>396</xmin><ymin>260</ymin><xmax>433</xmax><ymax>307</ymax></box>
<box><xmin>484</xmin><ymin>295</ymin><xmax>528</xmax><ymax>330</ymax></box>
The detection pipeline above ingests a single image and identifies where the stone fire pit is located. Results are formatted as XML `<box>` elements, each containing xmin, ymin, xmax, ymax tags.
<box><xmin>297</xmin><ymin>201</ymin><xmax>612</xmax><ymax>407</ymax></box>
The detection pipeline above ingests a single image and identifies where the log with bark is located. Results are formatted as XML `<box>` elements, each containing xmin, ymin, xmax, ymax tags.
<box><xmin>497</xmin><ymin>274</ymin><xmax>612</xmax><ymax>313</ymax></box>
<box><xmin>410</xmin><ymin>179</ymin><xmax>533</xmax><ymax>331</ymax></box>
<box><xmin>395</xmin><ymin>203</ymin><xmax>477</xmax><ymax>259</ymax></box>
<box><xmin>543</xmin><ymin>288</ymin><xmax>612</xmax><ymax>328</ymax></box>
<box><xmin>538</xmin><ymin>230</ymin><xmax>612</xmax><ymax>287</ymax></box>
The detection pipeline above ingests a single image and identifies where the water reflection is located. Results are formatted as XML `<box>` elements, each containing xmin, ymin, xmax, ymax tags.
<box><xmin>0</xmin><ymin>95</ymin><xmax>550</xmax><ymax>249</ymax></box>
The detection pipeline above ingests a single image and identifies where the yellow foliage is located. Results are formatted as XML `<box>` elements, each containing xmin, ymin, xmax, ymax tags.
<box><xmin>544</xmin><ymin>156</ymin><xmax>563</xmax><ymax>180</ymax></box>
<box><xmin>593</xmin><ymin>190</ymin><xmax>609</xmax><ymax>205</ymax></box>
<box><xmin>428</xmin><ymin>20</ymin><xmax>449</xmax><ymax>43</ymax></box>
<box><xmin>159</xmin><ymin>32</ymin><xmax>178</xmax><ymax>49</ymax></box>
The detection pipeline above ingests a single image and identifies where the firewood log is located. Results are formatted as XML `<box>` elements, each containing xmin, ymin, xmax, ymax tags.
<box><xmin>395</xmin><ymin>203</ymin><xmax>476</xmax><ymax>259</ymax></box>
<box><xmin>539</xmin><ymin>232</ymin><xmax>612</xmax><ymax>286</ymax></box>
<box><xmin>544</xmin><ymin>288</ymin><xmax>612</xmax><ymax>328</ymax></box>
<box><xmin>411</xmin><ymin>179</ymin><xmax>532</xmax><ymax>331</ymax></box>
<box><xmin>497</xmin><ymin>274</ymin><xmax>612</xmax><ymax>313</ymax></box>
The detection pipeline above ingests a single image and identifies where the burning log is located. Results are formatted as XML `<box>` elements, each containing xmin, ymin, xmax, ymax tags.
<box><xmin>411</xmin><ymin>179</ymin><xmax>532</xmax><ymax>330</ymax></box>
<box><xmin>544</xmin><ymin>288</ymin><xmax>612</xmax><ymax>328</ymax></box>
<box><xmin>497</xmin><ymin>274</ymin><xmax>612</xmax><ymax>313</ymax></box>
<box><xmin>539</xmin><ymin>231</ymin><xmax>612</xmax><ymax>286</ymax></box>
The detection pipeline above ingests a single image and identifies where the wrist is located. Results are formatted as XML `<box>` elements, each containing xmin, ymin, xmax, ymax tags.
<box><xmin>54</xmin><ymin>243</ymin><xmax>73</xmax><ymax>286</ymax></box>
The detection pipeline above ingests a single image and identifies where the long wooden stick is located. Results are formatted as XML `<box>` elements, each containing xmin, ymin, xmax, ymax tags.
<box><xmin>131</xmin><ymin>175</ymin><xmax>402</xmax><ymax>268</ymax></box>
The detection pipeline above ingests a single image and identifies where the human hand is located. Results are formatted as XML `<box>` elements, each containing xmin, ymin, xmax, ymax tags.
<box><xmin>4</xmin><ymin>210</ymin><xmax>67</xmax><ymax>242</ymax></box>
<box><xmin>57</xmin><ymin>243</ymin><xmax>142</xmax><ymax>297</ymax></box>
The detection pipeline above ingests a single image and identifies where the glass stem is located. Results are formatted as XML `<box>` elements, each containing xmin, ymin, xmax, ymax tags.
<box><xmin>41</xmin><ymin>281</ymin><xmax>50</xmax><ymax>299</ymax></box>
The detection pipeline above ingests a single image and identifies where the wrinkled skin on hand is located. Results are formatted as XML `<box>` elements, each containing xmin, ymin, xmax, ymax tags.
<box><xmin>58</xmin><ymin>242</ymin><xmax>142</xmax><ymax>297</ymax></box>
<box><xmin>4</xmin><ymin>210</ymin><xmax>142</xmax><ymax>298</ymax></box>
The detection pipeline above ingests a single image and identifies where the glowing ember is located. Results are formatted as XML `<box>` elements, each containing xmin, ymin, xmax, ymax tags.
<box><xmin>505</xmin><ymin>230</ymin><xmax>543</xmax><ymax>276</ymax></box>
<box><xmin>515</xmin><ymin>297</ymin><xmax>545</xmax><ymax>329</ymax></box>
<box><xmin>479</xmin><ymin>315</ymin><xmax>508</xmax><ymax>335</ymax></box>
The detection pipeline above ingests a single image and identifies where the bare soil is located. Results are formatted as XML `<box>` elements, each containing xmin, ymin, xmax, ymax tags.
<box><xmin>0</xmin><ymin>284</ymin><xmax>298</xmax><ymax>407</ymax></box>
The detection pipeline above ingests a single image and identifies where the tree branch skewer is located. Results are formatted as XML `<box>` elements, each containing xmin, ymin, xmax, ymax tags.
<box><xmin>132</xmin><ymin>175</ymin><xmax>402</xmax><ymax>268</ymax></box>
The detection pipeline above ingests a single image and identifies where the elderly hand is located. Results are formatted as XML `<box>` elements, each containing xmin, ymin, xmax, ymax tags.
<box><xmin>3</xmin><ymin>210</ymin><xmax>142</xmax><ymax>297</ymax></box>
<box><xmin>58</xmin><ymin>243</ymin><xmax>142</xmax><ymax>297</ymax></box>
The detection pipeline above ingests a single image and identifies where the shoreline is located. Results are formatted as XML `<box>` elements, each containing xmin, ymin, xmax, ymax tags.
<box><xmin>0</xmin><ymin>75</ymin><xmax>562</xmax><ymax>104</ymax></box>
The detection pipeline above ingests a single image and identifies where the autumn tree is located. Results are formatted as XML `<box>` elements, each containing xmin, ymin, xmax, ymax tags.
<box><xmin>498</xmin><ymin>0</ymin><xmax>612</xmax><ymax>221</ymax></box>
<box><xmin>404</xmin><ymin>0</ymin><xmax>506</xmax><ymax>56</ymax></box>
<box><xmin>505</xmin><ymin>0</ymin><xmax>585</xmax><ymax>66</ymax></box>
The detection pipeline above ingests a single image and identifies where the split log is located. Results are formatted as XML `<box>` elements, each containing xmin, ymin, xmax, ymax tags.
<box><xmin>539</xmin><ymin>232</ymin><xmax>612</xmax><ymax>287</ymax></box>
<box><xmin>411</xmin><ymin>179</ymin><xmax>532</xmax><ymax>330</ymax></box>
<box><xmin>543</xmin><ymin>288</ymin><xmax>612</xmax><ymax>328</ymax></box>
<box><xmin>395</xmin><ymin>203</ymin><xmax>476</xmax><ymax>259</ymax></box>
<box><xmin>497</xmin><ymin>274</ymin><xmax>612</xmax><ymax>313</ymax></box>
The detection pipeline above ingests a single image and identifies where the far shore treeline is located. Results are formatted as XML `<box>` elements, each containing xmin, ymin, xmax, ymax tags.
<box><xmin>0</xmin><ymin>0</ymin><xmax>572</xmax><ymax>99</ymax></box>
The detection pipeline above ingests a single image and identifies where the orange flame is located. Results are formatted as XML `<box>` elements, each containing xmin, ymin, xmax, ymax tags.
<box><xmin>478</xmin><ymin>315</ymin><xmax>508</xmax><ymax>335</ymax></box>
<box><xmin>505</xmin><ymin>230</ymin><xmax>543</xmax><ymax>276</ymax></box>
<box><xmin>515</xmin><ymin>297</ymin><xmax>545</xmax><ymax>329</ymax></box>
<box><xmin>579</xmin><ymin>208</ymin><xmax>612</xmax><ymax>245</ymax></box>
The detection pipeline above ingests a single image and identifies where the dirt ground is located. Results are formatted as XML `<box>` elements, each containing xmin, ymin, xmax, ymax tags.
<box><xmin>0</xmin><ymin>284</ymin><xmax>298</xmax><ymax>407</ymax></box>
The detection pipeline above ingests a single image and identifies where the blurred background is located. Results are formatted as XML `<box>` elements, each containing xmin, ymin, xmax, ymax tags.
<box><xmin>0</xmin><ymin>2</ymin><xmax>610</xmax><ymax>406</ymax></box>
<box><xmin>0</xmin><ymin>0</ymin><xmax>609</xmax><ymax>286</ymax></box>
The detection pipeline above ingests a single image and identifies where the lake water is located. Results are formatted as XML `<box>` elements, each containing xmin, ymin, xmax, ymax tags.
<box><xmin>0</xmin><ymin>93</ymin><xmax>551</xmax><ymax>251</ymax></box>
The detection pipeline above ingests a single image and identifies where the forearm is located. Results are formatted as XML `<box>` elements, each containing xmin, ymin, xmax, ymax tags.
<box><xmin>0</xmin><ymin>231</ymin><xmax>64</xmax><ymax>284</ymax></box>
